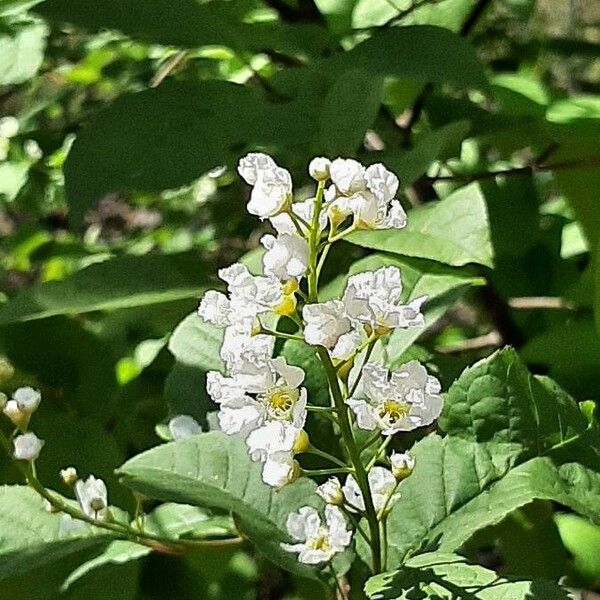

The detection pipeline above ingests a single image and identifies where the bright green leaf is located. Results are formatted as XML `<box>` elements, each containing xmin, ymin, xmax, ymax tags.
<box><xmin>0</xmin><ymin>19</ymin><xmax>47</xmax><ymax>85</ymax></box>
<box><xmin>347</xmin><ymin>183</ymin><xmax>493</xmax><ymax>267</ymax></box>
<box><xmin>0</xmin><ymin>251</ymin><xmax>207</xmax><ymax>324</ymax></box>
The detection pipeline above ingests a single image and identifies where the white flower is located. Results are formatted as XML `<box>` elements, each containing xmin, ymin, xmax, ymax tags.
<box><xmin>237</xmin><ymin>152</ymin><xmax>277</xmax><ymax>185</ymax></box>
<box><xmin>329</xmin><ymin>158</ymin><xmax>366</xmax><ymax>195</ymax></box>
<box><xmin>197</xmin><ymin>290</ymin><xmax>232</xmax><ymax>328</ymax></box>
<box><xmin>343</xmin><ymin>266</ymin><xmax>425</xmax><ymax>333</ymax></box>
<box><xmin>74</xmin><ymin>475</ymin><xmax>108</xmax><ymax>520</ymax></box>
<box><xmin>342</xmin><ymin>467</ymin><xmax>400</xmax><ymax>514</ymax></box>
<box><xmin>346</xmin><ymin>361</ymin><xmax>442</xmax><ymax>435</ymax></box>
<box><xmin>238</xmin><ymin>153</ymin><xmax>292</xmax><ymax>218</ymax></box>
<box><xmin>331</xmin><ymin>329</ymin><xmax>362</xmax><ymax>362</ymax></box>
<box><xmin>316</xmin><ymin>477</ymin><xmax>344</xmax><ymax>505</ymax></box>
<box><xmin>261</xmin><ymin>233</ymin><xmax>309</xmax><ymax>280</ymax></box>
<box><xmin>168</xmin><ymin>415</ymin><xmax>201</xmax><ymax>440</ymax></box>
<box><xmin>220</xmin><ymin>322</ymin><xmax>274</xmax><ymax>372</ymax></box>
<box><xmin>207</xmin><ymin>355</ymin><xmax>307</xmax><ymax>471</ymax></box>
<box><xmin>3</xmin><ymin>387</ymin><xmax>42</xmax><ymax>429</ymax></box>
<box><xmin>303</xmin><ymin>300</ymin><xmax>352</xmax><ymax>349</ymax></box>
<box><xmin>13</xmin><ymin>387</ymin><xmax>41</xmax><ymax>413</ymax></box>
<box><xmin>309</xmin><ymin>157</ymin><xmax>331</xmax><ymax>181</ymax></box>
<box><xmin>365</xmin><ymin>163</ymin><xmax>399</xmax><ymax>204</ymax></box>
<box><xmin>13</xmin><ymin>432</ymin><xmax>44</xmax><ymax>461</ymax></box>
<box><xmin>270</xmin><ymin>198</ymin><xmax>328</xmax><ymax>236</ymax></box>
<box><xmin>281</xmin><ymin>505</ymin><xmax>352</xmax><ymax>564</ymax></box>
<box><xmin>0</xmin><ymin>116</ymin><xmax>19</xmax><ymax>139</ymax></box>
<box><xmin>390</xmin><ymin>451</ymin><xmax>415</xmax><ymax>480</ymax></box>
<box><xmin>246</xmin><ymin>420</ymin><xmax>301</xmax><ymax>488</ymax></box>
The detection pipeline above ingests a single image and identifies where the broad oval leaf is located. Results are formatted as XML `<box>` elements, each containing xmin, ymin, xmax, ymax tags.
<box><xmin>0</xmin><ymin>251</ymin><xmax>207</xmax><ymax>325</ymax></box>
<box><xmin>117</xmin><ymin>431</ymin><xmax>344</xmax><ymax>579</ymax></box>
<box><xmin>347</xmin><ymin>183</ymin><xmax>494</xmax><ymax>267</ymax></box>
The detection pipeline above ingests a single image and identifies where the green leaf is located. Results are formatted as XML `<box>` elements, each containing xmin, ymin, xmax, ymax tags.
<box><xmin>37</xmin><ymin>0</ymin><xmax>334</xmax><ymax>56</ymax></box>
<box><xmin>383</xmin><ymin>435</ymin><xmax>600</xmax><ymax>566</ymax></box>
<box><xmin>439</xmin><ymin>347</ymin><xmax>589</xmax><ymax>458</ymax></box>
<box><xmin>324</xmin><ymin>26</ymin><xmax>488</xmax><ymax>89</ymax></box>
<box><xmin>117</xmin><ymin>431</ymin><xmax>338</xmax><ymax>579</ymax></box>
<box><xmin>319</xmin><ymin>69</ymin><xmax>383</xmax><ymax>155</ymax></box>
<box><xmin>365</xmin><ymin>552</ymin><xmax>569</xmax><ymax>599</ymax></box>
<box><xmin>0</xmin><ymin>162</ymin><xmax>30</xmax><ymax>202</ymax></box>
<box><xmin>0</xmin><ymin>486</ymin><xmax>107</xmax><ymax>581</ymax></box>
<box><xmin>0</xmin><ymin>251</ymin><xmax>207</xmax><ymax>324</ymax></box>
<box><xmin>0</xmin><ymin>19</ymin><xmax>47</xmax><ymax>85</ymax></box>
<box><xmin>347</xmin><ymin>183</ymin><xmax>493</xmax><ymax>267</ymax></box>
<box><xmin>168</xmin><ymin>311</ymin><xmax>225</xmax><ymax>374</ymax></box>
<box><xmin>554</xmin><ymin>513</ymin><xmax>600</xmax><ymax>583</ymax></box>
<box><xmin>382</xmin><ymin>120</ymin><xmax>471</xmax><ymax>186</ymax></box>
<box><xmin>62</xmin><ymin>81</ymin><xmax>261</xmax><ymax>225</ymax></box>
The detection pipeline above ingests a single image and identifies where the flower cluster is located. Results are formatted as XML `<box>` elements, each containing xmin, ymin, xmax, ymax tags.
<box><xmin>193</xmin><ymin>153</ymin><xmax>443</xmax><ymax>566</ymax></box>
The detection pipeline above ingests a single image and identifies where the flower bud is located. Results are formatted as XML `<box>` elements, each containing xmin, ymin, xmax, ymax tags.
<box><xmin>14</xmin><ymin>387</ymin><xmax>41</xmax><ymax>414</ymax></box>
<box><xmin>293</xmin><ymin>430</ymin><xmax>310</xmax><ymax>454</ymax></box>
<box><xmin>24</xmin><ymin>139</ymin><xmax>43</xmax><ymax>161</ymax></box>
<box><xmin>273</xmin><ymin>294</ymin><xmax>297</xmax><ymax>317</ymax></box>
<box><xmin>390</xmin><ymin>451</ymin><xmax>415</xmax><ymax>481</ymax></box>
<box><xmin>0</xmin><ymin>116</ymin><xmax>19</xmax><ymax>139</ymax></box>
<box><xmin>60</xmin><ymin>466</ymin><xmax>78</xmax><ymax>486</ymax></box>
<box><xmin>13</xmin><ymin>432</ymin><xmax>44</xmax><ymax>461</ymax></box>
<box><xmin>3</xmin><ymin>400</ymin><xmax>29</xmax><ymax>430</ymax></box>
<box><xmin>308</xmin><ymin>157</ymin><xmax>331</xmax><ymax>181</ymax></box>
<box><xmin>316</xmin><ymin>477</ymin><xmax>344</xmax><ymax>505</ymax></box>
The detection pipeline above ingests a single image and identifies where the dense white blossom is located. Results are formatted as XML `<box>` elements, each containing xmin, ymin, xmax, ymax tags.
<box><xmin>342</xmin><ymin>467</ymin><xmax>400</xmax><ymax>514</ymax></box>
<box><xmin>238</xmin><ymin>153</ymin><xmax>292</xmax><ymax>218</ymax></box>
<box><xmin>13</xmin><ymin>432</ymin><xmax>44</xmax><ymax>461</ymax></box>
<box><xmin>281</xmin><ymin>505</ymin><xmax>351</xmax><ymax>564</ymax></box>
<box><xmin>168</xmin><ymin>415</ymin><xmax>201</xmax><ymax>440</ymax></box>
<box><xmin>302</xmin><ymin>300</ymin><xmax>352</xmax><ymax>349</ymax></box>
<box><xmin>346</xmin><ymin>361</ymin><xmax>442</xmax><ymax>435</ymax></box>
<box><xmin>343</xmin><ymin>266</ymin><xmax>425</xmax><ymax>333</ymax></box>
<box><xmin>316</xmin><ymin>477</ymin><xmax>344</xmax><ymax>505</ymax></box>
<box><xmin>74</xmin><ymin>475</ymin><xmax>108</xmax><ymax>520</ymax></box>
<box><xmin>390</xmin><ymin>451</ymin><xmax>415</xmax><ymax>480</ymax></box>
<box><xmin>329</xmin><ymin>158</ymin><xmax>366</xmax><ymax>195</ymax></box>
<box><xmin>261</xmin><ymin>233</ymin><xmax>309</xmax><ymax>280</ymax></box>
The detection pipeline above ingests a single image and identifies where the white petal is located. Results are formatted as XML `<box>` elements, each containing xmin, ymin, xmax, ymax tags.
<box><xmin>13</xmin><ymin>432</ymin><xmax>44</xmax><ymax>461</ymax></box>
<box><xmin>342</xmin><ymin>474</ymin><xmax>365</xmax><ymax>512</ymax></box>
<box><xmin>168</xmin><ymin>415</ymin><xmax>201</xmax><ymax>440</ymax></box>
<box><xmin>271</xmin><ymin>356</ymin><xmax>305</xmax><ymax>389</ymax></box>
<box><xmin>197</xmin><ymin>290</ymin><xmax>231</xmax><ymax>327</ymax></box>
<box><xmin>329</xmin><ymin>158</ymin><xmax>366</xmax><ymax>195</ymax></box>
<box><xmin>346</xmin><ymin>398</ymin><xmax>378</xmax><ymax>431</ymax></box>
<box><xmin>13</xmin><ymin>387</ymin><xmax>41</xmax><ymax>413</ymax></box>
<box><xmin>237</xmin><ymin>152</ymin><xmax>277</xmax><ymax>185</ymax></box>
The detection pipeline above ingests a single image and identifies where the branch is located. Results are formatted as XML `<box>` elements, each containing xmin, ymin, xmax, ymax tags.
<box><xmin>508</xmin><ymin>297</ymin><xmax>577</xmax><ymax>311</ymax></box>
<box><xmin>149</xmin><ymin>51</ymin><xmax>187</xmax><ymax>88</ymax></box>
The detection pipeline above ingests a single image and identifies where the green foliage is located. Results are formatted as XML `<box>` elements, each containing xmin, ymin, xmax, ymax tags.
<box><xmin>0</xmin><ymin>17</ymin><xmax>46</xmax><ymax>84</ymax></box>
<box><xmin>364</xmin><ymin>552</ymin><xmax>569</xmax><ymax>599</ymax></box>
<box><xmin>347</xmin><ymin>183</ymin><xmax>493</xmax><ymax>267</ymax></box>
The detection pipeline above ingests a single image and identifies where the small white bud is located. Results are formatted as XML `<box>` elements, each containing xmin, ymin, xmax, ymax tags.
<box><xmin>0</xmin><ymin>116</ymin><xmax>19</xmax><ymax>139</ymax></box>
<box><xmin>3</xmin><ymin>400</ymin><xmax>28</xmax><ymax>429</ymax></box>
<box><xmin>13</xmin><ymin>432</ymin><xmax>44</xmax><ymax>461</ymax></box>
<box><xmin>24</xmin><ymin>139</ymin><xmax>43</xmax><ymax>161</ymax></box>
<box><xmin>13</xmin><ymin>387</ymin><xmax>41</xmax><ymax>414</ymax></box>
<box><xmin>168</xmin><ymin>415</ymin><xmax>201</xmax><ymax>440</ymax></box>
<box><xmin>308</xmin><ymin>157</ymin><xmax>331</xmax><ymax>181</ymax></box>
<box><xmin>316</xmin><ymin>477</ymin><xmax>344</xmax><ymax>505</ymax></box>
<box><xmin>60</xmin><ymin>466</ymin><xmax>78</xmax><ymax>486</ymax></box>
<box><xmin>390</xmin><ymin>451</ymin><xmax>415</xmax><ymax>480</ymax></box>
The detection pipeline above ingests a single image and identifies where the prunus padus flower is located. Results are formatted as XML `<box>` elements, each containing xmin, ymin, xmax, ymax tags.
<box><xmin>316</xmin><ymin>477</ymin><xmax>344</xmax><ymax>505</ymax></box>
<box><xmin>74</xmin><ymin>475</ymin><xmax>108</xmax><ymax>520</ymax></box>
<box><xmin>342</xmin><ymin>467</ymin><xmax>400</xmax><ymax>514</ymax></box>
<box><xmin>13</xmin><ymin>432</ymin><xmax>44</xmax><ymax>461</ymax></box>
<box><xmin>346</xmin><ymin>361</ymin><xmax>442</xmax><ymax>435</ymax></box>
<box><xmin>390</xmin><ymin>451</ymin><xmax>415</xmax><ymax>480</ymax></box>
<box><xmin>281</xmin><ymin>505</ymin><xmax>351</xmax><ymax>564</ymax></box>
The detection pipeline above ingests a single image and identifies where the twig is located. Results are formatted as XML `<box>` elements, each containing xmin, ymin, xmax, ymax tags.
<box><xmin>437</xmin><ymin>331</ymin><xmax>502</xmax><ymax>354</ymax></box>
<box><xmin>508</xmin><ymin>297</ymin><xmax>577</xmax><ymax>310</ymax></box>
<box><xmin>150</xmin><ymin>51</ymin><xmax>187</xmax><ymax>88</ymax></box>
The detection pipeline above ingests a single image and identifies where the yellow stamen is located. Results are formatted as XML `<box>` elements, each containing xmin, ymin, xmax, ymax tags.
<box><xmin>379</xmin><ymin>399</ymin><xmax>409</xmax><ymax>424</ymax></box>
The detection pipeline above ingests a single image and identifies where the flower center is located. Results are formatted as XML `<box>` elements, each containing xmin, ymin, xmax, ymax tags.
<box><xmin>309</xmin><ymin>529</ymin><xmax>331</xmax><ymax>552</ymax></box>
<box><xmin>379</xmin><ymin>399</ymin><xmax>409</xmax><ymax>424</ymax></box>
<box><xmin>265</xmin><ymin>386</ymin><xmax>299</xmax><ymax>420</ymax></box>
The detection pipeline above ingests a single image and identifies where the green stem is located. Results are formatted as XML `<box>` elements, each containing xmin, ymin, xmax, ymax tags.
<box><xmin>348</xmin><ymin>339</ymin><xmax>377</xmax><ymax>399</ymax></box>
<box><xmin>302</xmin><ymin>467</ymin><xmax>352</xmax><ymax>476</ymax></box>
<box><xmin>342</xmin><ymin>507</ymin><xmax>371</xmax><ymax>545</ymax></box>
<box><xmin>308</xmin><ymin>181</ymin><xmax>326</xmax><ymax>303</ymax></box>
<box><xmin>358</xmin><ymin>431</ymin><xmax>381</xmax><ymax>454</ymax></box>
<box><xmin>317</xmin><ymin>347</ymin><xmax>382</xmax><ymax>573</ymax></box>
<box><xmin>306</xmin><ymin>445</ymin><xmax>348</xmax><ymax>468</ymax></box>
<box><xmin>367</xmin><ymin>436</ymin><xmax>392</xmax><ymax>471</ymax></box>
<box><xmin>381</xmin><ymin>519</ymin><xmax>388</xmax><ymax>571</ymax></box>
<box><xmin>259</xmin><ymin>327</ymin><xmax>303</xmax><ymax>342</ymax></box>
